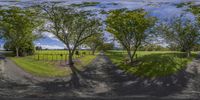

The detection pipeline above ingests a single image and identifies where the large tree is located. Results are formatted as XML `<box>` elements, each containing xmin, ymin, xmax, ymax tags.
<box><xmin>157</xmin><ymin>17</ymin><xmax>200</xmax><ymax>57</ymax></box>
<box><xmin>41</xmin><ymin>4</ymin><xmax>102</xmax><ymax>86</ymax></box>
<box><xmin>0</xmin><ymin>7</ymin><xmax>43</xmax><ymax>56</ymax></box>
<box><xmin>106</xmin><ymin>9</ymin><xmax>155</xmax><ymax>64</ymax></box>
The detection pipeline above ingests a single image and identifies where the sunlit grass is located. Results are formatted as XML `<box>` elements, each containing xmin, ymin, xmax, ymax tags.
<box><xmin>11</xmin><ymin>57</ymin><xmax>68</xmax><ymax>77</ymax></box>
<box><xmin>11</xmin><ymin>54</ymin><xmax>97</xmax><ymax>77</ymax></box>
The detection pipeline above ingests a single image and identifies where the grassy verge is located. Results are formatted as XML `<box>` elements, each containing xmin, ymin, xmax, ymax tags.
<box><xmin>106</xmin><ymin>51</ymin><xmax>198</xmax><ymax>78</ymax></box>
<box><xmin>11</xmin><ymin>54</ymin><xmax>96</xmax><ymax>77</ymax></box>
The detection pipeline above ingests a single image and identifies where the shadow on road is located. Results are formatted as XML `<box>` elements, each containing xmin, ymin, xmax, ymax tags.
<box><xmin>0</xmin><ymin>54</ymin><xmax>200</xmax><ymax>99</ymax></box>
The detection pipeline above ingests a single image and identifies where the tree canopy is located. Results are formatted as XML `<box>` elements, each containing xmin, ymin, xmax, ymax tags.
<box><xmin>0</xmin><ymin>7</ymin><xmax>43</xmax><ymax>56</ymax></box>
<box><xmin>157</xmin><ymin>17</ymin><xmax>200</xmax><ymax>57</ymax></box>
<box><xmin>41</xmin><ymin>4</ymin><xmax>102</xmax><ymax>87</ymax></box>
<box><xmin>106</xmin><ymin>9</ymin><xmax>156</xmax><ymax>64</ymax></box>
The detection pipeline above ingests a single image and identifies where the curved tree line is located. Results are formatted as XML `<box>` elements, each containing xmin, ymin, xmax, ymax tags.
<box><xmin>0</xmin><ymin>3</ymin><xmax>200</xmax><ymax>87</ymax></box>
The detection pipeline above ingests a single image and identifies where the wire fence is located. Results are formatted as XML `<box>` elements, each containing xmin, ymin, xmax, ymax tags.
<box><xmin>33</xmin><ymin>51</ymin><xmax>93</xmax><ymax>62</ymax></box>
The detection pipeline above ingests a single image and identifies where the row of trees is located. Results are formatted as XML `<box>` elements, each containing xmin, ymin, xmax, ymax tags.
<box><xmin>1</xmin><ymin>4</ymin><xmax>200</xmax><ymax>86</ymax></box>
<box><xmin>106</xmin><ymin>8</ymin><xmax>200</xmax><ymax>64</ymax></box>
<box><xmin>0</xmin><ymin>5</ymin><xmax>105</xmax><ymax>87</ymax></box>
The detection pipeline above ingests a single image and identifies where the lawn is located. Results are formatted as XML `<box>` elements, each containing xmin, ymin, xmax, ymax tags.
<box><xmin>11</xmin><ymin>51</ymin><xmax>97</xmax><ymax>77</ymax></box>
<box><xmin>106</xmin><ymin>51</ymin><xmax>198</xmax><ymax>78</ymax></box>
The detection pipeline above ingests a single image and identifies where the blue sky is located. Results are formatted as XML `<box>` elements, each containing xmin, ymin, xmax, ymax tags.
<box><xmin>0</xmin><ymin>0</ymin><xmax>199</xmax><ymax>49</ymax></box>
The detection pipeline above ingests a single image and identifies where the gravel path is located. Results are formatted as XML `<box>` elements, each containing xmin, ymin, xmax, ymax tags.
<box><xmin>0</xmin><ymin>54</ymin><xmax>200</xmax><ymax>99</ymax></box>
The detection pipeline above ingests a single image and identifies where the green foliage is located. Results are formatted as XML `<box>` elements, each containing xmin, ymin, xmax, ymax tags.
<box><xmin>139</xmin><ymin>44</ymin><xmax>169</xmax><ymax>51</ymax></box>
<box><xmin>176</xmin><ymin>2</ymin><xmax>193</xmax><ymax>8</ymax></box>
<box><xmin>189</xmin><ymin>5</ymin><xmax>200</xmax><ymax>24</ymax></box>
<box><xmin>157</xmin><ymin>16</ymin><xmax>200</xmax><ymax>57</ymax></box>
<box><xmin>192</xmin><ymin>44</ymin><xmax>200</xmax><ymax>51</ymax></box>
<box><xmin>106</xmin><ymin>9</ymin><xmax>156</xmax><ymax>63</ymax></box>
<box><xmin>4</xmin><ymin>41</ymin><xmax>35</xmax><ymax>56</ymax></box>
<box><xmin>85</xmin><ymin>33</ymin><xmax>104</xmax><ymax>54</ymax></box>
<box><xmin>188</xmin><ymin>5</ymin><xmax>200</xmax><ymax>15</ymax></box>
<box><xmin>0</xmin><ymin>7</ymin><xmax>43</xmax><ymax>56</ymax></box>
<box><xmin>99</xmin><ymin>43</ymin><xmax>114</xmax><ymax>51</ymax></box>
<box><xmin>35</xmin><ymin>46</ymin><xmax>42</xmax><ymax>50</ymax></box>
<box><xmin>42</xmin><ymin>4</ymin><xmax>102</xmax><ymax>66</ymax></box>
<box><xmin>70</xmin><ymin>2</ymin><xmax>100</xmax><ymax>7</ymax></box>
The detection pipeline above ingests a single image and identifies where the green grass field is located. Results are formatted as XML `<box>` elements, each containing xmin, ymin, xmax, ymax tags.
<box><xmin>11</xmin><ymin>50</ymin><xmax>97</xmax><ymax>77</ymax></box>
<box><xmin>33</xmin><ymin>50</ymin><xmax>96</xmax><ymax>61</ymax></box>
<box><xmin>106</xmin><ymin>51</ymin><xmax>198</xmax><ymax>78</ymax></box>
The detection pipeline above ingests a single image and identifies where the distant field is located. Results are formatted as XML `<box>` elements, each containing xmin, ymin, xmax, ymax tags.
<box><xmin>106</xmin><ymin>51</ymin><xmax>198</xmax><ymax>77</ymax></box>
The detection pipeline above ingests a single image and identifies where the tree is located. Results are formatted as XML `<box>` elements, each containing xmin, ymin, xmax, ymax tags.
<box><xmin>157</xmin><ymin>17</ymin><xmax>200</xmax><ymax>57</ymax></box>
<box><xmin>99</xmin><ymin>43</ymin><xmax>114</xmax><ymax>51</ymax></box>
<box><xmin>85</xmin><ymin>33</ymin><xmax>104</xmax><ymax>55</ymax></box>
<box><xmin>106</xmin><ymin>9</ymin><xmax>155</xmax><ymax>64</ymax></box>
<box><xmin>35</xmin><ymin>46</ymin><xmax>42</xmax><ymax>50</ymax></box>
<box><xmin>41</xmin><ymin>4</ymin><xmax>102</xmax><ymax>87</ymax></box>
<box><xmin>3</xmin><ymin>42</ymin><xmax>12</xmax><ymax>51</ymax></box>
<box><xmin>4</xmin><ymin>41</ymin><xmax>35</xmax><ymax>56</ymax></box>
<box><xmin>0</xmin><ymin>7</ymin><xmax>43</xmax><ymax>57</ymax></box>
<box><xmin>188</xmin><ymin>5</ymin><xmax>200</xmax><ymax>24</ymax></box>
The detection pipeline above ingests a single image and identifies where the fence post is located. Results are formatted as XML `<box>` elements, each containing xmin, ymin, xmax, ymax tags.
<box><xmin>60</xmin><ymin>54</ymin><xmax>62</xmax><ymax>65</ymax></box>
<box><xmin>38</xmin><ymin>54</ymin><xmax>39</xmax><ymax>60</ymax></box>
<box><xmin>65</xmin><ymin>54</ymin><xmax>67</xmax><ymax>62</ymax></box>
<box><xmin>56</xmin><ymin>54</ymin><xmax>58</xmax><ymax>61</ymax></box>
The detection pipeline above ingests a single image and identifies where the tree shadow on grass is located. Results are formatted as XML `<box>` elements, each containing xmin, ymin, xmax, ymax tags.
<box><xmin>34</xmin><ymin>58</ymin><xmax>97</xmax><ymax>95</ymax></box>
<box><xmin>27</xmin><ymin>53</ymin><xmax>198</xmax><ymax>98</ymax></box>
<box><xmin>96</xmin><ymin>53</ymin><xmax>196</xmax><ymax>97</ymax></box>
<box><xmin>132</xmin><ymin>53</ymin><xmax>190</xmax><ymax>77</ymax></box>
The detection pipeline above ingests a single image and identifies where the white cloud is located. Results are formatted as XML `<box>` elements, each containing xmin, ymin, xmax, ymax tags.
<box><xmin>35</xmin><ymin>43</ymin><xmax>66</xmax><ymax>49</ymax></box>
<box><xmin>42</xmin><ymin>32</ymin><xmax>60</xmax><ymax>41</ymax></box>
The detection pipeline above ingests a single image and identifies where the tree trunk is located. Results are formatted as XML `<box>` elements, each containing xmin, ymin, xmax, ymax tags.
<box><xmin>68</xmin><ymin>53</ymin><xmax>74</xmax><ymax>66</ymax></box>
<box><xmin>131</xmin><ymin>48</ymin><xmax>138</xmax><ymax>61</ymax></box>
<box><xmin>68</xmin><ymin>53</ymin><xmax>81</xmax><ymax>88</ymax></box>
<box><xmin>187</xmin><ymin>50</ymin><xmax>191</xmax><ymax>58</ymax></box>
<box><xmin>16</xmin><ymin>47</ymin><xmax>19</xmax><ymax>57</ymax></box>
<box><xmin>69</xmin><ymin>65</ymin><xmax>81</xmax><ymax>88</ymax></box>
<box><xmin>92</xmin><ymin>48</ymin><xmax>96</xmax><ymax>55</ymax></box>
<box><xmin>127</xmin><ymin>50</ymin><xmax>133</xmax><ymax>64</ymax></box>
